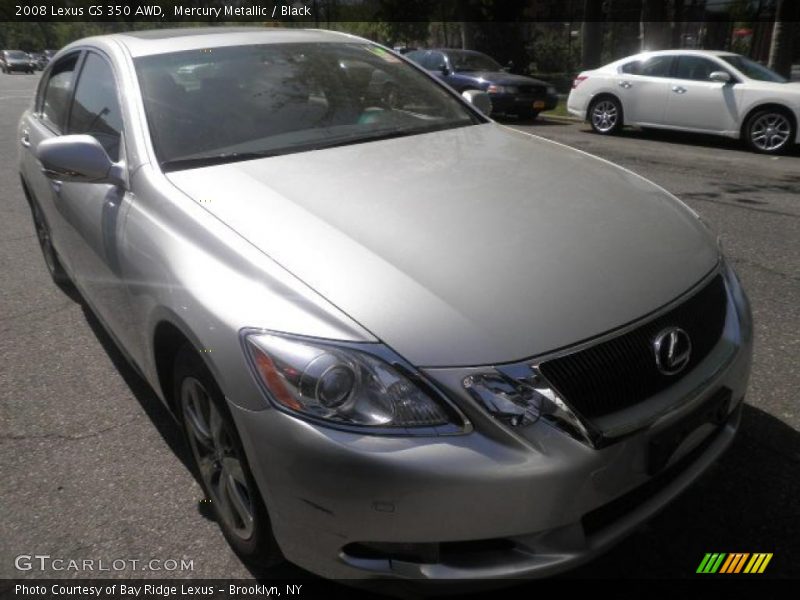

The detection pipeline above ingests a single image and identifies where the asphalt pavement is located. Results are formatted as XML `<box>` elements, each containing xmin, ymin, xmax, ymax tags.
<box><xmin>1</xmin><ymin>72</ymin><xmax>798</xmax><ymax>583</ymax></box>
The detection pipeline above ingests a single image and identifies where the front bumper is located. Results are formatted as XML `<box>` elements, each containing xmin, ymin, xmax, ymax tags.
<box><xmin>489</xmin><ymin>93</ymin><xmax>559</xmax><ymax>116</ymax></box>
<box><xmin>3</xmin><ymin>62</ymin><xmax>31</xmax><ymax>72</ymax></box>
<box><xmin>230</xmin><ymin>268</ymin><xmax>752</xmax><ymax>579</ymax></box>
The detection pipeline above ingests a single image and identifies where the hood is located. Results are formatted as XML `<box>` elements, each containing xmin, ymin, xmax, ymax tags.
<box><xmin>167</xmin><ymin>124</ymin><xmax>719</xmax><ymax>367</ymax></box>
<box><xmin>459</xmin><ymin>71</ymin><xmax>549</xmax><ymax>87</ymax></box>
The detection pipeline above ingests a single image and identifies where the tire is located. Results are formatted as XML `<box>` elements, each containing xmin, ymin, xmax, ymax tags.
<box><xmin>588</xmin><ymin>96</ymin><xmax>623</xmax><ymax>135</ymax></box>
<box><xmin>743</xmin><ymin>108</ymin><xmax>795</xmax><ymax>155</ymax></box>
<box><xmin>174</xmin><ymin>344</ymin><xmax>283</xmax><ymax>567</ymax></box>
<box><xmin>30</xmin><ymin>199</ymin><xmax>70</xmax><ymax>286</ymax></box>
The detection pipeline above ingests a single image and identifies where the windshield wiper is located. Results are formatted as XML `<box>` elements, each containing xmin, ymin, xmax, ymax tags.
<box><xmin>160</xmin><ymin>151</ymin><xmax>280</xmax><ymax>172</ymax></box>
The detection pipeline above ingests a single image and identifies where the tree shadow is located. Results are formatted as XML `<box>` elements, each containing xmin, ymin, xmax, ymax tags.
<box><xmin>613</xmin><ymin>126</ymin><xmax>800</xmax><ymax>158</ymax></box>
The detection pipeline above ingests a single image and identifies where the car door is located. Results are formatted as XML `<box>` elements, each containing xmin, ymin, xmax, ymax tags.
<box><xmin>20</xmin><ymin>52</ymin><xmax>82</xmax><ymax>275</ymax></box>
<box><xmin>56</xmin><ymin>50</ymin><xmax>136</xmax><ymax>342</ymax></box>
<box><xmin>664</xmin><ymin>55</ymin><xmax>739</xmax><ymax>133</ymax></box>
<box><xmin>616</xmin><ymin>55</ymin><xmax>675</xmax><ymax>125</ymax></box>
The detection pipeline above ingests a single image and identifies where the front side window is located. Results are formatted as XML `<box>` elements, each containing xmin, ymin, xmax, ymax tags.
<box><xmin>68</xmin><ymin>52</ymin><xmax>124</xmax><ymax>161</ymax></box>
<box><xmin>135</xmin><ymin>42</ymin><xmax>481</xmax><ymax>171</ymax></box>
<box><xmin>41</xmin><ymin>54</ymin><xmax>79</xmax><ymax>130</ymax></box>
<box><xmin>675</xmin><ymin>56</ymin><xmax>724</xmax><ymax>81</ymax></box>
<box><xmin>720</xmin><ymin>54</ymin><xmax>787</xmax><ymax>83</ymax></box>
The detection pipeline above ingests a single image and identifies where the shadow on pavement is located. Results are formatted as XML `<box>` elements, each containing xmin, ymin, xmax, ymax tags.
<box><xmin>613</xmin><ymin>126</ymin><xmax>800</xmax><ymax>158</ymax></box>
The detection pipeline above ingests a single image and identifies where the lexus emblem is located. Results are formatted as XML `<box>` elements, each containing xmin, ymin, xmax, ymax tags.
<box><xmin>653</xmin><ymin>327</ymin><xmax>692</xmax><ymax>375</ymax></box>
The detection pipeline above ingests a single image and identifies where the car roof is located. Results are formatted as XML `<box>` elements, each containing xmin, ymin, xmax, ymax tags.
<box><xmin>613</xmin><ymin>49</ymin><xmax>737</xmax><ymax>64</ymax></box>
<box><xmin>105</xmin><ymin>27</ymin><xmax>365</xmax><ymax>57</ymax></box>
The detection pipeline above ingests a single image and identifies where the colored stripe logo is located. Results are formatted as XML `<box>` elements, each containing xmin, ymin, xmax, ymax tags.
<box><xmin>696</xmin><ymin>553</ymin><xmax>773</xmax><ymax>574</ymax></box>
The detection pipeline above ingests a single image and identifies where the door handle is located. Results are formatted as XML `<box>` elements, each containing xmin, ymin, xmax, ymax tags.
<box><xmin>672</xmin><ymin>86</ymin><xmax>687</xmax><ymax>94</ymax></box>
<box><xmin>20</xmin><ymin>130</ymin><xmax>30</xmax><ymax>147</ymax></box>
<box><xmin>618</xmin><ymin>80</ymin><xmax>632</xmax><ymax>89</ymax></box>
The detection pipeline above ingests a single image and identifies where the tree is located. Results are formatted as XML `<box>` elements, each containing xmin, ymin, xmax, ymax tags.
<box><xmin>581</xmin><ymin>0</ymin><xmax>603</xmax><ymax>69</ymax></box>
<box><xmin>641</xmin><ymin>0</ymin><xmax>670</xmax><ymax>51</ymax></box>
<box><xmin>768</xmin><ymin>0</ymin><xmax>799</xmax><ymax>79</ymax></box>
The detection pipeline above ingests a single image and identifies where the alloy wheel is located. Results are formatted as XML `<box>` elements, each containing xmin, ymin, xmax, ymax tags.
<box><xmin>591</xmin><ymin>100</ymin><xmax>619</xmax><ymax>133</ymax></box>
<box><xmin>181</xmin><ymin>377</ymin><xmax>255</xmax><ymax>541</ymax></box>
<box><xmin>749</xmin><ymin>113</ymin><xmax>792</xmax><ymax>152</ymax></box>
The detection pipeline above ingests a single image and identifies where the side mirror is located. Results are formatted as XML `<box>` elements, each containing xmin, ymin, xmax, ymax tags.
<box><xmin>439</xmin><ymin>63</ymin><xmax>450</xmax><ymax>76</ymax></box>
<box><xmin>462</xmin><ymin>90</ymin><xmax>492</xmax><ymax>117</ymax></box>
<box><xmin>36</xmin><ymin>135</ymin><xmax>125</xmax><ymax>187</ymax></box>
<box><xmin>709</xmin><ymin>71</ymin><xmax>731</xmax><ymax>83</ymax></box>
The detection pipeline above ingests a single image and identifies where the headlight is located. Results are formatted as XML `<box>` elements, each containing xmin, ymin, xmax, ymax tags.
<box><xmin>487</xmin><ymin>84</ymin><xmax>517</xmax><ymax>94</ymax></box>
<box><xmin>243</xmin><ymin>331</ymin><xmax>464</xmax><ymax>432</ymax></box>
<box><xmin>463</xmin><ymin>367</ymin><xmax>595</xmax><ymax>445</ymax></box>
<box><xmin>546</xmin><ymin>85</ymin><xmax>557</xmax><ymax>95</ymax></box>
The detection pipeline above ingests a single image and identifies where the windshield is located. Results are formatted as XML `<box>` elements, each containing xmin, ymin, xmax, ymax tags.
<box><xmin>135</xmin><ymin>42</ymin><xmax>481</xmax><ymax>171</ymax></box>
<box><xmin>448</xmin><ymin>51</ymin><xmax>502</xmax><ymax>72</ymax></box>
<box><xmin>7</xmin><ymin>50</ymin><xmax>27</xmax><ymax>60</ymax></box>
<box><xmin>720</xmin><ymin>55</ymin><xmax>787</xmax><ymax>83</ymax></box>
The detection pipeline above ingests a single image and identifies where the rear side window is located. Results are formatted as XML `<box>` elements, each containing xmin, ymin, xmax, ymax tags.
<box><xmin>41</xmin><ymin>54</ymin><xmax>79</xmax><ymax>130</ymax></box>
<box><xmin>621</xmin><ymin>55</ymin><xmax>674</xmax><ymax>77</ymax></box>
<box><xmin>68</xmin><ymin>52</ymin><xmax>124</xmax><ymax>161</ymax></box>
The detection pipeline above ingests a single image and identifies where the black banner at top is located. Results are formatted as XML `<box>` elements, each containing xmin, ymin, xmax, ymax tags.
<box><xmin>0</xmin><ymin>0</ymin><xmax>788</xmax><ymax>23</ymax></box>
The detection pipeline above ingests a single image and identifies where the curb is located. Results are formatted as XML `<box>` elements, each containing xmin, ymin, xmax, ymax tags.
<box><xmin>541</xmin><ymin>113</ymin><xmax>582</xmax><ymax>123</ymax></box>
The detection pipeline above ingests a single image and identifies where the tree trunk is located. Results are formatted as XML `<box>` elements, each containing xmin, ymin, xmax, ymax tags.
<box><xmin>641</xmin><ymin>0</ymin><xmax>670</xmax><ymax>50</ymax></box>
<box><xmin>581</xmin><ymin>0</ymin><xmax>603</xmax><ymax>69</ymax></box>
<box><xmin>768</xmin><ymin>0</ymin><xmax>798</xmax><ymax>79</ymax></box>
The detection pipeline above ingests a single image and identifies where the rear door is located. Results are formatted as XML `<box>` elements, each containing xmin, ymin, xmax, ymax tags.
<box><xmin>616</xmin><ymin>55</ymin><xmax>675</xmax><ymax>125</ymax></box>
<box><xmin>664</xmin><ymin>55</ymin><xmax>739</xmax><ymax>133</ymax></box>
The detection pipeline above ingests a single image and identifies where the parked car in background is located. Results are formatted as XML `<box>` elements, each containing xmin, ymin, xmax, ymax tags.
<box><xmin>568</xmin><ymin>49</ymin><xmax>800</xmax><ymax>154</ymax></box>
<box><xmin>407</xmin><ymin>48</ymin><xmax>558</xmax><ymax>120</ymax></box>
<box><xmin>1</xmin><ymin>50</ymin><xmax>35</xmax><ymax>74</ymax></box>
<box><xmin>19</xmin><ymin>29</ymin><xmax>751</xmax><ymax>580</ymax></box>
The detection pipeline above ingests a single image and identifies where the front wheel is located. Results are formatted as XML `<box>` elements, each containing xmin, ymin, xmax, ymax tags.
<box><xmin>589</xmin><ymin>97</ymin><xmax>623</xmax><ymax>134</ymax></box>
<box><xmin>744</xmin><ymin>109</ymin><xmax>795</xmax><ymax>154</ymax></box>
<box><xmin>174</xmin><ymin>345</ymin><xmax>283</xmax><ymax>567</ymax></box>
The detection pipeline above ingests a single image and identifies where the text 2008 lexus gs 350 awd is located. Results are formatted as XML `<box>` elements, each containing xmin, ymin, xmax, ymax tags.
<box><xmin>18</xmin><ymin>28</ymin><xmax>752</xmax><ymax>579</ymax></box>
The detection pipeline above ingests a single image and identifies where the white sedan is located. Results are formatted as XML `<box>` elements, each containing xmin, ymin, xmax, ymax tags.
<box><xmin>568</xmin><ymin>50</ymin><xmax>800</xmax><ymax>154</ymax></box>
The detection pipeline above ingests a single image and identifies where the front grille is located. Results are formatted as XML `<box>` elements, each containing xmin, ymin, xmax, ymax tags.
<box><xmin>539</xmin><ymin>274</ymin><xmax>727</xmax><ymax>420</ymax></box>
<box><xmin>517</xmin><ymin>84</ymin><xmax>546</xmax><ymax>95</ymax></box>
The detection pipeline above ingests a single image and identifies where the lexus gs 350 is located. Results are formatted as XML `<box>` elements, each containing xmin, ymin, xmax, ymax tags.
<box><xmin>568</xmin><ymin>49</ymin><xmax>800</xmax><ymax>154</ymax></box>
<box><xmin>18</xmin><ymin>28</ymin><xmax>752</xmax><ymax>579</ymax></box>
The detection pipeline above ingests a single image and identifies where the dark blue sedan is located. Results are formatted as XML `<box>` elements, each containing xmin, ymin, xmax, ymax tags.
<box><xmin>406</xmin><ymin>48</ymin><xmax>558</xmax><ymax>120</ymax></box>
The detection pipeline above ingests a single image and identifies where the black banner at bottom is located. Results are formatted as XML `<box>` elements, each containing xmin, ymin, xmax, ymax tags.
<box><xmin>0</xmin><ymin>578</ymin><xmax>786</xmax><ymax>600</ymax></box>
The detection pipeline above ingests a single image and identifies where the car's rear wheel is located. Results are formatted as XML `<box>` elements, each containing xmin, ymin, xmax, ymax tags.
<box><xmin>589</xmin><ymin>97</ymin><xmax>623</xmax><ymax>134</ymax></box>
<box><xmin>744</xmin><ymin>109</ymin><xmax>795</xmax><ymax>154</ymax></box>
<box><xmin>174</xmin><ymin>344</ymin><xmax>283</xmax><ymax>567</ymax></box>
<box><xmin>30</xmin><ymin>200</ymin><xmax>69</xmax><ymax>285</ymax></box>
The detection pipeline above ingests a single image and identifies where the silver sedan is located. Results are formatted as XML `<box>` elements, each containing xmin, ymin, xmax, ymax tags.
<box><xmin>18</xmin><ymin>28</ymin><xmax>752</xmax><ymax>579</ymax></box>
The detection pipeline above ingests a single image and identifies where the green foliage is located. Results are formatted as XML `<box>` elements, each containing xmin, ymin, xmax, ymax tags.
<box><xmin>528</xmin><ymin>26</ymin><xmax>580</xmax><ymax>75</ymax></box>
